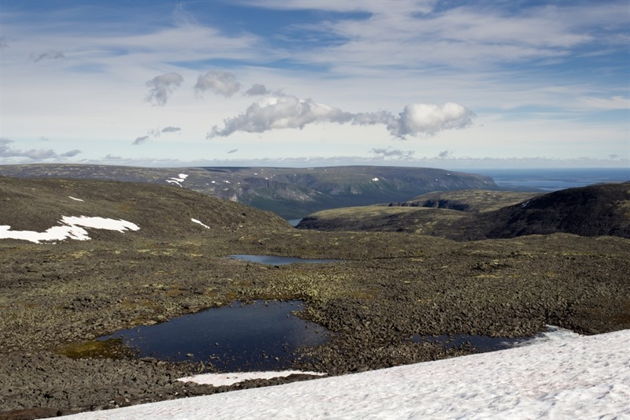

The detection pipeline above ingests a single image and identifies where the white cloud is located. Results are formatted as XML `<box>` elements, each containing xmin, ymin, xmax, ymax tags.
<box><xmin>258</xmin><ymin>1</ymin><xmax>628</xmax><ymax>71</ymax></box>
<box><xmin>145</xmin><ymin>72</ymin><xmax>184</xmax><ymax>105</ymax></box>
<box><xmin>161</xmin><ymin>126</ymin><xmax>182</xmax><ymax>133</ymax></box>
<box><xmin>195</xmin><ymin>71</ymin><xmax>241</xmax><ymax>97</ymax></box>
<box><xmin>208</xmin><ymin>95</ymin><xmax>352</xmax><ymax>138</ymax></box>
<box><xmin>208</xmin><ymin>95</ymin><xmax>473</xmax><ymax>139</ymax></box>
<box><xmin>387</xmin><ymin>103</ymin><xmax>474</xmax><ymax>137</ymax></box>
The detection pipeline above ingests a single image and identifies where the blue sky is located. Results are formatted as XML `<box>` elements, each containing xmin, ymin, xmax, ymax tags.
<box><xmin>0</xmin><ymin>0</ymin><xmax>628</xmax><ymax>168</ymax></box>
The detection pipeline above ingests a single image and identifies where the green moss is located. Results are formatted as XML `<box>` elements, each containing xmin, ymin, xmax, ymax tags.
<box><xmin>58</xmin><ymin>338</ymin><xmax>136</xmax><ymax>359</ymax></box>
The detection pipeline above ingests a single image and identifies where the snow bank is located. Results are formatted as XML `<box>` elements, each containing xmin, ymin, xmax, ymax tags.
<box><xmin>166</xmin><ymin>174</ymin><xmax>188</xmax><ymax>187</ymax></box>
<box><xmin>178</xmin><ymin>370</ymin><xmax>325</xmax><ymax>387</ymax></box>
<box><xmin>68</xmin><ymin>196</ymin><xmax>84</xmax><ymax>202</ymax></box>
<box><xmin>61</xmin><ymin>329</ymin><xmax>630</xmax><ymax>419</ymax></box>
<box><xmin>0</xmin><ymin>216</ymin><xmax>139</xmax><ymax>244</ymax></box>
<box><xmin>190</xmin><ymin>218</ymin><xmax>210</xmax><ymax>229</ymax></box>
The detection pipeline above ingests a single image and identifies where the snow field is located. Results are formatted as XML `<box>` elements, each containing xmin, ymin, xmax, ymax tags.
<box><xmin>61</xmin><ymin>328</ymin><xmax>630</xmax><ymax>419</ymax></box>
<box><xmin>0</xmin><ymin>216</ymin><xmax>140</xmax><ymax>244</ymax></box>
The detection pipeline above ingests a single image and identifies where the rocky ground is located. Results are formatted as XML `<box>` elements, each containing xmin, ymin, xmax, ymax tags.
<box><xmin>1</xmin><ymin>229</ymin><xmax>629</xmax><ymax>418</ymax></box>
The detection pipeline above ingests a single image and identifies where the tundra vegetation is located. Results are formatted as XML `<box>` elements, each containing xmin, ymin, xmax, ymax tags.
<box><xmin>0</xmin><ymin>176</ymin><xmax>628</xmax><ymax>417</ymax></box>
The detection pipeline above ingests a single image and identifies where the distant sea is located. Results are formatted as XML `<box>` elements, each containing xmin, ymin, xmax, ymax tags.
<box><xmin>464</xmin><ymin>168</ymin><xmax>630</xmax><ymax>192</ymax></box>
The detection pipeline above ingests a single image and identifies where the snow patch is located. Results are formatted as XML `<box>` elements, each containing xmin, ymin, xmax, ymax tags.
<box><xmin>166</xmin><ymin>173</ymin><xmax>189</xmax><ymax>187</ymax></box>
<box><xmin>68</xmin><ymin>196</ymin><xmax>84</xmax><ymax>202</ymax></box>
<box><xmin>191</xmin><ymin>218</ymin><xmax>210</xmax><ymax>229</ymax></box>
<box><xmin>178</xmin><ymin>370</ymin><xmax>326</xmax><ymax>387</ymax></box>
<box><xmin>0</xmin><ymin>216</ymin><xmax>139</xmax><ymax>244</ymax></box>
<box><xmin>60</xmin><ymin>329</ymin><xmax>630</xmax><ymax>419</ymax></box>
<box><xmin>371</xmin><ymin>177</ymin><xmax>379</xmax><ymax>182</ymax></box>
<box><xmin>516</xmin><ymin>325</ymin><xmax>581</xmax><ymax>346</ymax></box>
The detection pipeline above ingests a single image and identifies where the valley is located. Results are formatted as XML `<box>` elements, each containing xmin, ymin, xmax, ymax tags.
<box><xmin>0</xmin><ymin>174</ymin><xmax>629</xmax><ymax>417</ymax></box>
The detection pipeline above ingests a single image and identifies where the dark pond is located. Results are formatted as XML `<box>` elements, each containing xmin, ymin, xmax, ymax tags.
<box><xmin>98</xmin><ymin>300</ymin><xmax>329</xmax><ymax>371</ymax></box>
<box><xmin>229</xmin><ymin>254</ymin><xmax>338</xmax><ymax>265</ymax></box>
<box><xmin>412</xmin><ymin>333</ymin><xmax>532</xmax><ymax>352</ymax></box>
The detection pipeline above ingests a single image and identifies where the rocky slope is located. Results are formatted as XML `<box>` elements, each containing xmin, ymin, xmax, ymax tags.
<box><xmin>0</xmin><ymin>176</ymin><xmax>288</xmax><ymax>241</ymax></box>
<box><xmin>392</xmin><ymin>189</ymin><xmax>537</xmax><ymax>212</ymax></box>
<box><xmin>0</xmin><ymin>165</ymin><xmax>497</xmax><ymax>218</ymax></box>
<box><xmin>460</xmin><ymin>182</ymin><xmax>630</xmax><ymax>240</ymax></box>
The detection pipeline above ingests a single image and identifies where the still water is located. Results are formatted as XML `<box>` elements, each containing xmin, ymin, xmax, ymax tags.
<box><xmin>98</xmin><ymin>300</ymin><xmax>329</xmax><ymax>371</ymax></box>
<box><xmin>230</xmin><ymin>254</ymin><xmax>338</xmax><ymax>265</ymax></box>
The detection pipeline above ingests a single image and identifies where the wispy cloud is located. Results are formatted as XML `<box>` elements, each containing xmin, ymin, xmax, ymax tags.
<box><xmin>246</xmin><ymin>1</ymin><xmax>628</xmax><ymax>72</ymax></box>
<box><xmin>195</xmin><ymin>71</ymin><xmax>241</xmax><ymax>97</ymax></box>
<box><xmin>227</xmin><ymin>148</ymin><xmax>239</xmax><ymax>154</ymax></box>
<box><xmin>133</xmin><ymin>135</ymin><xmax>150</xmax><ymax>145</ymax></box>
<box><xmin>581</xmin><ymin>96</ymin><xmax>630</xmax><ymax>110</ymax></box>
<box><xmin>133</xmin><ymin>126</ymin><xmax>182</xmax><ymax>145</ymax></box>
<box><xmin>208</xmin><ymin>95</ymin><xmax>474</xmax><ymax>139</ymax></box>
<box><xmin>145</xmin><ymin>72</ymin><xmax>184</xmax><ymax>105</ymax></box>
<box><xmin>371</xmin><ymin>148</ymin><xmax>415</xmax><ymax>159</ymax></box>
<box><xmin>32</xmin><ymin>50</ymin><xmax>65</xmax><ymax>62</ymax></box>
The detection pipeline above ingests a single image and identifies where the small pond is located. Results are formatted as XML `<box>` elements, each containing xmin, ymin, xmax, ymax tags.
<box><xmin>98</xmin><ymin>300</ymin><xmax>329</xmax><ymax>371</ymax></box>
<box><xmin>229</xmin><ymin>254</ymin><xmax>338</xmax><ymax>265</ymax></box>
<box><xmin>412</xmin><ymin>333</ymin><xmax>533</xmax><ymax>352</ymax></box>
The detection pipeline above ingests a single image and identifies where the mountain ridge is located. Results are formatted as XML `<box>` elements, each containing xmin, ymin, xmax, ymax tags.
<box><xmin>298</xmin><ymin>183</ymin><xmax>630</xmax><ymax>240</ymax></box>
<box><xmin>0</xmin><ymin>164</ymin><xmax>497</xmax><ymax>218</ymax></box>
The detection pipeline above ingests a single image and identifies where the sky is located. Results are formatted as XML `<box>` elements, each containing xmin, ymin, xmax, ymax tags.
<box><xmin>0</xmin><ymin>0</ymin><xmax>628</xmax><ymax>168</ymax></box>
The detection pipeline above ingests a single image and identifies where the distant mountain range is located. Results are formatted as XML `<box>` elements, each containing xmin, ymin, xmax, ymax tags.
<box><xmin>0</xmin><ymin>164</ymin><xmax>497</xmax><ymax>218</ymax></box>
<box><xmin>298</xmin><ymin>183</ymin><xmax>630</xmax><ymax>240</ymax></box>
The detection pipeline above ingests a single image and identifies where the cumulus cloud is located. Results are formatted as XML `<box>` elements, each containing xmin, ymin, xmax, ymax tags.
<box><xmin>371</xmin><ymin>148</ymin><xmax>415</xmax><ymax>159</ymax></box>
<box><xmin>244</xmin><ymin>84</ymin><xmax>271</xmax><ymax>96</ymax></box>
<box><xmin>32</xmin><ymin>50</ymin><xmax>65</xmax><ymax>62</ymax></box>
<box><xmin>195</xmin><ymin>71</ymin><xmax>241</xmax><ymax>97</ymax></box>
<box><xmin>208</xmin><ymin>95</ymin><xmax>474</xmax><ymax>139</ymax></box>
<box><xmin>161</xmin><ymin>126</ymin><xmax>181</xmax><ymax>133</ymax></box>
<box><xmin>438</xmin><ymin>150</ymin><xmax>451</xmax><ymax>159</ymax></box>
<box><xmin>385</xmin><ymin>103</ymin><xmax>474</xmax><ymax>137</ymax></box>
<box><xmin>0</xmin><ymin>138</ymin><xmax>81</xmax><ymax>160</ymax></box>
<box><xmin>145</xmin><ymin>72</ymin><xmax>184</xmax><ymax>105</ymax></box>
<box><xmin>208</xmin><ymin>95</ymin><xmax>352</xmax><ymax>138</ymax></box>
<box><xmin>133</xmin><ymin>135</ymin><xmax>150</xmax><ymax>145</ymax></box>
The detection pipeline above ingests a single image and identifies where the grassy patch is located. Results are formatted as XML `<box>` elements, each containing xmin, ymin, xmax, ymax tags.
<box><xmin>58</xmin><ymin>338</ymin><xmax>136</xmax><ymax>359</ymax></box>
